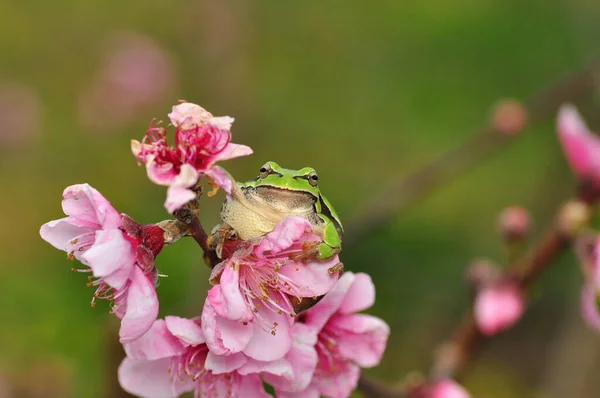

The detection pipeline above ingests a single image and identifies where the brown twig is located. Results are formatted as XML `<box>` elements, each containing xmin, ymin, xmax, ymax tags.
<box><xmin>345</xmin><ymin>58</ymin><xmax>600</xmax><ymax>246</ymax></box>
<box><xmin>188</xmin><ymin>212</ymin><xmax>220</xmax><ymax>267</ymax></box>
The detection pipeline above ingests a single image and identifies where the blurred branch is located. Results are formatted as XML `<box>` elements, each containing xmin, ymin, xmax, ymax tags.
<box><xmin>345</xmin><ymin>58</ymin><xmax>600</xmax><ymax>246</ymax></box>
<box><xmin>359</xmin><ymin>218</ymin><xmax>571</xmax><ymax>397</ymax></box>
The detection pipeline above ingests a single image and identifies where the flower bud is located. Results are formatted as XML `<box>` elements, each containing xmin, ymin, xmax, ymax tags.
<box><xmin>498</xmin><ymin>206</ymin><xmax>530</xmax><ymax>242</ymax></box>
<box><xmin>464</xmin><ymin>258</ymin><xmax>498</xmax><ymax>287</ymax></box>
<box><xmin>492</xmin><ymin>99</ymin><xmax>527</xmax><ymax>135</ymax></box>
<box><xmin>557</xmin><ymin>200</ymin><xmax>591</xmax><ymax>237</ymax></box>
<box><xmin>474</xmin><ymin>282</ymin><xmax>525</xmax><ymax>336</ymax></box>
<box><xmin>430</xmin><ymin>379</ymin><xmax>471</xmax><ymax>398</ymax></box>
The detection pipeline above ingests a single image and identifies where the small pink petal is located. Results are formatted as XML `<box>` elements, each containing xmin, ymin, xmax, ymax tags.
<box><xmin>581</xmin><ymin>285</ymin><xmax>600</xmax><ymax>331</ymax></box>
<box><xmin>338</xmin><ymin>272</ymin><xmax>376</xmax><ymax>314</ymax></box>
<box><xmin>165</xmin><ymin>316</ymin><xmax>205</xmax><ymax>346</ymax></box>
<box><xmin>124</xmin><ymin>320</ymin><xmax>185</xmax><ymax>360</ymax></box>
<box><xmin>236</xmin><ymin>374</ymin><xmax>273</xmax><ymax>398</ymax></box>
<box><xmin>264</xmin><ymin>323</ymin><xmax>318</xmax><ymax>393</ymax></box>
<box><xmin>204</xmin><ymin>351</ymin><xmax>248</xmax><ymax>374</ymax></box>
<box><xmin>201</xmin><ymin>299</ymin><xmax>253</xmax><ymax>355</ymax></box>
<box><xmin>118</xmin><ymin>357</ymin><xmax>193</xmax><ymax>398</ymax></box>
<box><xmin>39</xmin><ymin>218</ymin><xmax>95</xmax><ymax>253</ymax></box>
<box><xmin>212</xmin><ymin>142</ymin><xmax>253</xmax><ymax>163</ymax></box>
<box><xmin>312</xmin><ymin>362</ymin><xmax>360</xmax><ymax>398</ymax></box>
<box><xmin>164</xmin><ymin>164</ymin><xmax>198</xmax><ymax>213</ymax></box>
<box><xmin>145</xmin><ymin>157</ymin><xmax>178</xmax><ymax>186</ymax></box>
<box><xmin>168</xmin><ymin>102</ymin><xmax>213</xmax><ymax>129</ymax></box>
<box><xmin>208</xmin><ymin>269</ymin><xmax>254</xmax><ymax>322</ymax></box>
<box><xmin>209</xmin><ymin>116</ymin><xmax>235</xmax><ymax>131</ymax></box>
<box><xmin>557</xmin><ymin>104</ymin><xmax>600</xmax><ymax>181</ymax></box>
<box><xmin>256</xmin><ymin>216</ymin><xmax>312</xmax><ymax>256</ymax></box>
<box><xmin>81</xmin><ymin>229</ymin><xmax>135</xmax><ymax>290</ymax></box>
<box><xmin>119</xmin><ymin>267</ymin><xmax>159</xmax><ymax>343</ymax></box>
<box><xmin>277</xmin><ymin>256</ymin><xmax>339</xmax><ymax>297</ymax></box>
<box><xmin>242</xmin><ymin>306</ymin><xmax>293</xmax><ymax>362</ymax></box>
<box><xmin>333</xmin><ymin>314</ymin><xmax>390</xmax><ymax>368</ymax></box>
<box><xmin>474</xmin><ymin>283</ymin><xmax>524</xmax><ymax>336</ymax></box>
<box><xmin>431</xmin><ymin>379</ymin><xmax>471</xmax><ymax>398</ymax></box>
<box><xmin>303</xmin><ymin>272</ymin><xmax>355</xmax><ymax>331</ymax></box>
<box><xmin>204</xmin><ymin>166</ymin><xmax>234</xmax><ymax>196</ymax></box>
<box><xmin>61</xmin><ymin>184</ymin><xmax>122</xmax><ymax>229</ymax></box>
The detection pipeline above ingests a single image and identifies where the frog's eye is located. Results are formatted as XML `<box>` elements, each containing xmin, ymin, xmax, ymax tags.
<box><xmin>307</xmin><ymin>171</ymin><xmax>318</xmax><ymax>187</ymax></box>
<box><xmin>259</xmin><ymin>163</ymin><xmax>272</xmax><ymax>179</ymax></box>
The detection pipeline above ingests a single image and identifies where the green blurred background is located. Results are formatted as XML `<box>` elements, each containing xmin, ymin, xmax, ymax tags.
<box><xmin>2</xmin><ymin>0</ymin><xmax>600</xmax><ymax>397</ymax></box>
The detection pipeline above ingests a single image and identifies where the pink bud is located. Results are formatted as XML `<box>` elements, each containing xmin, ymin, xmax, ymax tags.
<box><xmin>557</xmin><ymin>104</ymin><xmax>600</xmax><ymax>188</ymax></box>
<box><xmin>492</xmin><ymin>99</ymin><xmax>527</xmax><ymax>135</ymax></box>
<box><xmin>431</xmin><ymin>379</ymin><xmax>471</xmax><ymax>398</ymax></box>
<box><xmin>498</xmin><ymin>206</ymin><xmax>530</xmax><ymax>241</ymax></box>
<box><xmin>474</xmin><ymin>283</ymin><xmax>524</xmax><ymax>336</ymax></box>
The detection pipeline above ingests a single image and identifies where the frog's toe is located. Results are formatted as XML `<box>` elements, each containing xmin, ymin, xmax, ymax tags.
<box><xmin>327</xmin><ymin>262</ymin><xmax>344</xmax><ymax>275</ymax></box>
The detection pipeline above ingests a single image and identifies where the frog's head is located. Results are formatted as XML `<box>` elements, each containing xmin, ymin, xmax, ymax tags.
<box><xmin>243</xmin><ymin>161</ymin><xmax>321</xmax><ymax>197</ymax></box>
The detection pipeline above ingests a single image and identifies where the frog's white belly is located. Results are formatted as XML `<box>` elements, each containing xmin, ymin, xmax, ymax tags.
<box><xmin>220</xmin><ymin>197</ymin><xmax>323</xmax><ymax>240</ymax></box>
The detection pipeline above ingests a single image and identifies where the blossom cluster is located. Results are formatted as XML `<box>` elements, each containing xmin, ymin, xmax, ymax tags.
<box><xmin>40</xmin><ymin>102</ymin><xmax>390</xmax><ymax>398</ymax></box>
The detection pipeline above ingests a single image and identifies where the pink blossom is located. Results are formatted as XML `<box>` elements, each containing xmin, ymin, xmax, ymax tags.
<box><xmin>557</xmin><ymin>104</ymin><xmax>600</xmax><ymax>187</ymax></box>
<box><xmin>201</xmin><ymin>216</ymin><xmax>341</xmax><ymax>362</ymax></box>
<box><xmin>498</xmin><ymin>206</ymin><xmax>530</xmax><ymax>241</ymax></box>
<box><xmin>283</xmin><ymin>272</ymin><xmax>390</xmax><ymax>398</ymax></box>
<box><xmin>39</xmin><ymin>184</ymin><xmax>163</xmax><ymax>343</ymax></box>
<box><xmin>474</xmin><ymin>283</ymin><xmax>524</xmax><ymax>336</ymax></box>
<box><xmin>581</xmin><ymin>285</ymin><xmax>600</xmax><ymax>331</ymax></box>
<box><xmin>430</xmin><ymin>379</ymin><xmax>471</xmax><ymax>398</ymax></box>
<box><xmin>119</xmin><ymin>316</ymin><xmax>285</xmax><ymax>398</ymax></box>
<box><xmin>132</xmin><ymin>101</ymin><xmax>252</xmax><ymax>213</ymax></box>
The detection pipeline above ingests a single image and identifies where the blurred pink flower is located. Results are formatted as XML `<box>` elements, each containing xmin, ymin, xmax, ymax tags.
<box><xmin>284</xmin><ymin>272</ymin><xmax>390</xmax><ymax>398</ymax></box>
<box><xmin>474</xmin><ymin>283</ymin><xmax>524</xmax><ymax>336</ymax></box>
<box><xmin>430</xmin><ymin>379</ymin><xmax>471</xmax><ymax>398</ymax></box>
<box><xmin>78</xmin><ymin>32</ymin><xmax>177</xmax><ymax>132</ymax></box>
<box><xmin>580</xmin><ymin>285</ymin><xmax>600</xmax><ymax>331</ymax></box>
<box><xmin>132</xmin><ymin>101</ymin><xmax>252</xmax><ymax>212</ymax></box>
<box><xmin>498</xmin><ymin>206</ymin><xmax>530</xmax><ymax>241</ymax></box>
<box><xmin>576</xmin><ymin>237</ymin><xmax>600</xmax><ymax>331</ymax></box>
<box><xmin>119</xmin><ymin>316</ymin><xmax>281</xmax><ymax>398</ymax></box>
<box><xmin>39</xmin><ymin>184</ymin><xmax>163</xmax><ymax>342</ymax></box>
<box><xmin>0</xmin><ymin>81</ymin><xmax>41</xmax><ymax>148</ymax></box>
<box><xmin>202</xmin><ymin>216</ymin><xmax>340</xmax><ymax>362</ymax></box>
<box><xmin>557</xmin><ymin>104</ymin><xmax>600</xmax><ymax>187</ymax></box>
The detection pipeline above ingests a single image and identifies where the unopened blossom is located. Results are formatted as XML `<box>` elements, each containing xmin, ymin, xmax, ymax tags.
<box><xmin>202</xmin><ymin>216</ymin><xmax>341</xmax><ymax>362</ymax></box>
<box><xmin>39</xmin><ymin>184</ymin><xmax>166</xmax><ymax>342</ymax></box>
<box><xmin>132</xmin><ymin>101</ymin><xmax>252</xmax><ymax>213</ymax></box>
<box><xmin>119</xmin><ymin>316</ymin><xmax>292</xmax><ymax>398</ymax></box>
<box><xmin>498</xmin><ymin>206</ymin><xmax>530</xmax><ymax>242</ymax></box>
<box><xmin>430</xmin><ymin>379</ymin><xmax>471</xmax><ymax>398</ymax></box>
<box><xmin>557</xmin><ymin>104</ymin><xmax>600</xmax><ymax>189</ymax></box>
<box><xmin>283</xmin><ymin>272</ymin><xmax>390</xmax><ymax>398</ymax></box>
<box><xmin>474</xmin><ymin>282</ymin><xmax>525</xmax><ymax>336</ymax></box>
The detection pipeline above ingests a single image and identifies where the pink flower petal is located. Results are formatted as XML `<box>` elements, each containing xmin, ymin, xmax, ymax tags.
<box><xmin>208</xmin><ymin>116</ymin><xmax>235</xmax><ymax>131</ymax></box>
<box><xmin>124</xmin><ymin>320</ymin><xmax>185</xmax><ymax>360</ymax></box>
<box><xmin>61</xmin><ymin>184</ymin><xmax>122</xmax><ymax>229</ymax></box>
<box><xmin>204</xmin><ymin>351</ymin><xmax>248</xmax><ymax>374</ymax></box>
<box><xmin>277</xmin><ymin>386</ymin><xmax>320</xmax><ymax>398</ymax></box>
<box><xmin>39</xmin><ymin>218</ymin><xmax>96</xmax><ymax>253</ymax></box>
<box><xmin>236</xmin><ymin>374</ymin><xmax>273</xmax><ymax>398</ymax></box>
<box><xmin>431</xmin><ymin>379</ymin><xmax>471</xmax><ymax>398</ymax></box>
<box><xmin>303</xmin><ymin>272</ymin><xmax>355</xmax><ymax>331</ymax></box>
<box><xmin>256</xmin><ymin>216</ymin><xmax>312</xmax><ymax>256</ymax></box>
<box><xmin>312</xmin><ymin>361</ymin><xmax>360</xmax><ymax>398</ymax></box>
<box><xmin>264</xmin><ymin>323</ymin><xmax>318</xmax><ymax>393</ymax></box>
<box><xmin>208</xmin><ymin>269</ymin><xmax>254</xmax><ymax>322</ymax></box>
<box><xmin>278</xmin><ymin>256</ymin><xmax>340</xmax><ymax>297</ymax></box>
<box><xmin>204</xmin><ymin>166</ymin><xmax>234</xmax><ymax>196</ymax></box>
<box><xmin>333</xmin><ymin>314</ymin><xmax>390</xmax><ymax>368</ymax></box>
<box><xmin>81</xmin><ymin>229</ymin><xmax>135</xmax><ymax>290</ymax></box>
<box><xmin>118</xmin><ymin>357</ymin><xmax>193</xmax><ymax>398</ymax></box>
<box><xmin>202</xmin><ymin>299</ymin><xmax>253</xmax><ymax>355</ymax></box>
<box><xmin>338</xmin><ymin>272</ymin><xmax>376</xmax><ymax>314</ymax></box>
<box><xmin>242</xmin><ymin>306</ymin><xmax>293</xmax><ymax>362</ymax></box>
<box><xmin>581</xmin><ymin>285</ymin><xmax>600</xmax><ymax>331</ymax></box>
<box><xmin>557</xmin><ymin>104</ymin><xmax>600</xmax><ymax>181</ymax></box>
<box><xmin>145</xmin><ymin>156</ymin><xmax>178</xmax><ymax>186</ymax></box>
<box><xmin>168</xmin><ymin>102</ymin><xmax>213</xmax><ymax>129</ymax></box>
<box><xmin>212</xmin><ymin>142</ymin><xmax>253</xmax><ymax>163</ymax></box>
<box><xmin>119</xmin><ymin>267</ymin><xmax>159</xmax><ymax>343</ymax></box>
<box><xmin>164</xmin><ymin>164</ymin><xmax>198</xmax><ymax>213</ymax></box>
<box><xmin>165</xmin><ymin>316</ymin><xmax>205</xmax><ymax>346</ymax></box>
